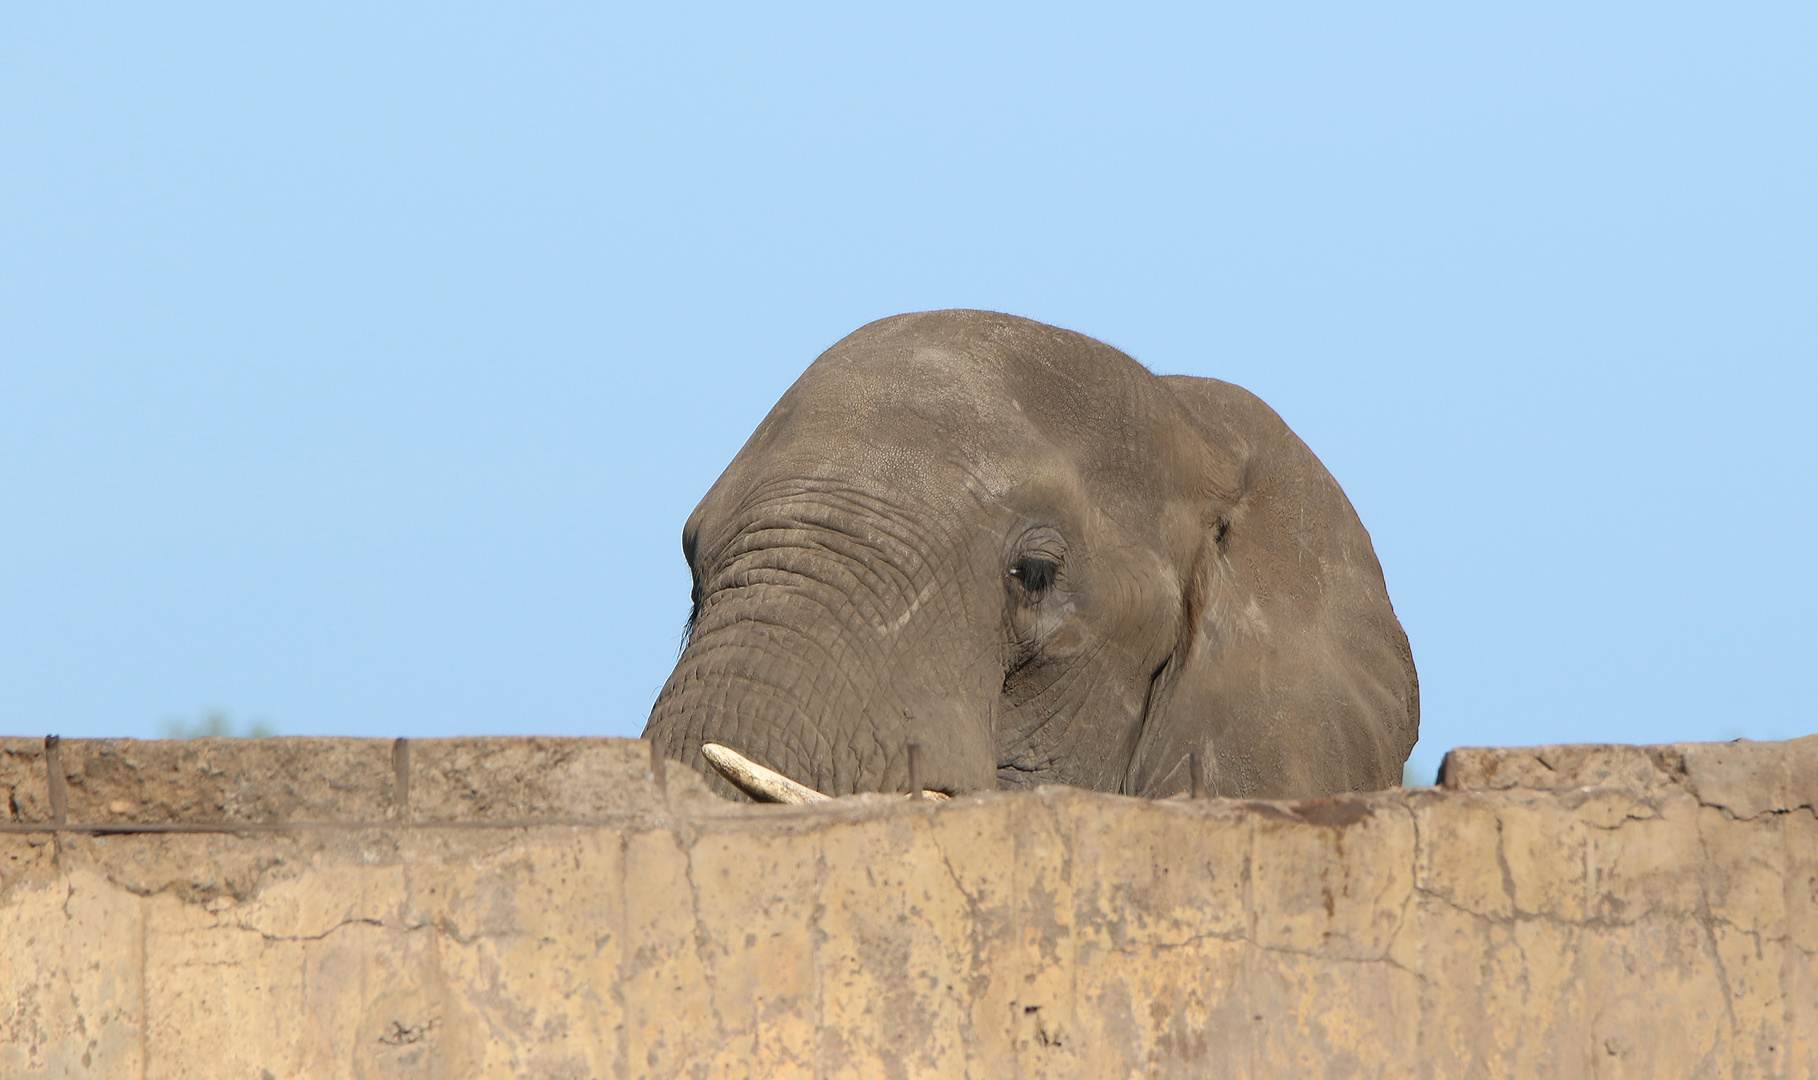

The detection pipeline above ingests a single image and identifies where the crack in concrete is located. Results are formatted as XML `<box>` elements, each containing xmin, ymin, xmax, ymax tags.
<box><xmin>929</xmin><ymin>832</ymin><xmax>986</xmax><ymax>921</ymax></box>
<box><xmin>1093</xmin><ymin>923</ymin><xmax>1424</xmax><ymax>980</ymax></box>
<box><xmin>231</xmin><ymin>915</ymin><xmax>387</xmax><ymax>944</ymax></box>
<box><xmin>677</xmin><ymin>827</ymin><xmax>731</xmax><ymax>1050</ymax></box>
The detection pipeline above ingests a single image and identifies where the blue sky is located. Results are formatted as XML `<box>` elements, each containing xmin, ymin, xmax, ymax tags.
<box><xmin>3</xmin><ymin>4</ymin><xmax>1813</xmax><ymax>782</ymax></box>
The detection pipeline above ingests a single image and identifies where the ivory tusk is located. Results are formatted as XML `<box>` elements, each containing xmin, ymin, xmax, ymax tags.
<box><xmin>702</xmin><ymin>743</ymin><xmax>830</xmax><ymax>804</ymax></box>
<box><xmin>700</xmin><ymin>742</ymin><xmax>951</xmax><ymax>804</ymax></box>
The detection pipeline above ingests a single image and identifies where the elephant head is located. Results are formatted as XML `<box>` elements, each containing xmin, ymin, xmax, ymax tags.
<box><xmin>644</xmin><ymin>310</ymin><xmax>1417</xmax><ymax>801</ymax></box>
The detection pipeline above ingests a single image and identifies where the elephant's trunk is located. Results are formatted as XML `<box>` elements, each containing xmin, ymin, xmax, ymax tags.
<box><xmin>645</xmin><ymin>509</ymin><xmax>999</xmax><ymax>800</ymax></box>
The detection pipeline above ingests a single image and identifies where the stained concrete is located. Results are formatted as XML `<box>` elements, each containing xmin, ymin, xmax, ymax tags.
<box><xmin>2</xmin><ymin>734</ymin><xmax>1814</xmax><ymax>1078</ymax></box>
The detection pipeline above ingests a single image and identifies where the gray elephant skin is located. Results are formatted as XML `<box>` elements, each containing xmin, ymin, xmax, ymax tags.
<box><xmin>644</xmin><ymin>310</ymin><xmax>1417</xmax><ymax>801</ymax></box>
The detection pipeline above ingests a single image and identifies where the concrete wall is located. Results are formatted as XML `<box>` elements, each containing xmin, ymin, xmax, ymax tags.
<box><xmin>1</xmin><ymin>734</ymin><xmax>1814</xmax><ymax>1079</ymax></box>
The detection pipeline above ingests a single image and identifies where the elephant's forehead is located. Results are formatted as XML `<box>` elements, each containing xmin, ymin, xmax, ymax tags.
<box><xmin>703</xmin><ymin>316</ymin><xmax>1225</xmax><ymax>541</ymax></box>
<box><xmin>748</xmin><ymin>359</ymin><xmax>1038</xmax><ymax>488</ymax></box>
<box><xmin>786</xmin><ymin>345</ymin><xmax>1024</xmax><ymax>430</ymax></box>
<box><xmin>780</xmin><ymin>345</ymin><xmax>1190</xmax><ymax>473</ymax></box>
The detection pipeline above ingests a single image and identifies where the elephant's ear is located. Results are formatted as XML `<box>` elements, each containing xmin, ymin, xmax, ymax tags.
<box><xmin>1127</xmin><ymin>376</ymin><xmax>1418</xmax><ymax>799</ymax></box>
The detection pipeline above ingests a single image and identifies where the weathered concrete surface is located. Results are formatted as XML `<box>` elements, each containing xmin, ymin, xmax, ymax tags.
<box><xmin>1</xmin><ymin>734</ymin><xmax>1814</xmax><ymax>1078</ymax></box>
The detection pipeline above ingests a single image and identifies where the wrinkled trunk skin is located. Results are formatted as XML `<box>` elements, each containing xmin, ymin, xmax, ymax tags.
<box><xmin>644</xmin><ymin>492</ymin><xmax>1002</xmax><ymax>801</ymax></box>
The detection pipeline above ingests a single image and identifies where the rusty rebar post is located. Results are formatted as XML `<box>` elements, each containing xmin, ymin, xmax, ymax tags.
<box><xmin>906</xmin><ymin>742</ymin><xmax>924</xmax><ymax>800</ymax></box>
<box><xmin>392</xmin><ymin>738</ymin><xmax>411</xmax><ymax>823</ymax></box>
<box><xmin>44</xmin><ymin>735</ymin><xmax>67</xmax><ymax>828</ymax></box>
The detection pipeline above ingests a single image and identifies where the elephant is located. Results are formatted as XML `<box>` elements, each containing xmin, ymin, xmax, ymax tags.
<box><xmin>644</xmin><ymin>310</ymin><xmax>1417</xmax><ymax>802</ymax></box>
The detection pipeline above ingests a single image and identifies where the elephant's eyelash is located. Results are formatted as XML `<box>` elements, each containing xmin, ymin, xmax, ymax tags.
<box><xmin>1009</xmin><ymin>556</ymin><xmax>1059</xmax><ymax>597</ymax></box>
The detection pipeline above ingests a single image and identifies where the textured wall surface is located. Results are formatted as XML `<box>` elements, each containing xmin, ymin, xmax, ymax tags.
<box><xmin>1</xmin><ymin>734</ymin><xmax>1814</xmax><ymax>1079</ymax></box>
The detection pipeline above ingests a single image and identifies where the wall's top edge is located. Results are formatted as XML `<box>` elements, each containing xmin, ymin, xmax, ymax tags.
<box><xmin>0</xmin><ymin>736</ymin><xmax>722</xmax><ymax>828</ymax></box>
<box><xmin>1439</xmin><ymin>735</ymin><xmax>1817</xmax><ymax>819</ymax></box>
<box><xmin>1</xmin><ymin>734</ymin><xmax>1812</xmax><ymax>830</ymax></box>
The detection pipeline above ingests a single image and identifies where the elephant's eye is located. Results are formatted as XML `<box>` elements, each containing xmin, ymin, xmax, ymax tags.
<box><xmin>1009</xmin><ymin>555</ymin><xmax>1059</xmax><ymax>599</ymax></box>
